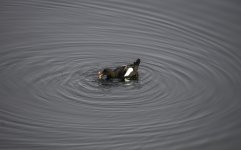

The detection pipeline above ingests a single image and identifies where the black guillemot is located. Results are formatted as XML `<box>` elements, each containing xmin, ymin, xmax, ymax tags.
<box><xmin>98</xmin><ymin>58</ymin><xmax>140</xmax><ymax>82</ymax></box>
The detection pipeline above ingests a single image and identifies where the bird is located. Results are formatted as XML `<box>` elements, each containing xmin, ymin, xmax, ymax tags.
<box><xmin>98</xmin><ymin>58</ymin><xmax>140</xmax><ymax>82</ymax></box>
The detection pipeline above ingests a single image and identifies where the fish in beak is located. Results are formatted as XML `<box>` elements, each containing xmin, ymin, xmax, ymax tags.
<box><xmin>98</xmin><ymin>71</ymin><xmax>103</xmax><ymax>79</ymax></box>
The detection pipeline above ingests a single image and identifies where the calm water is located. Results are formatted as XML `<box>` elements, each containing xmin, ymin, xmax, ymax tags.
<box><xmin>1</xmin><ymin>0</ymin><xmax>241</xmax><ymax>149</ymax></box>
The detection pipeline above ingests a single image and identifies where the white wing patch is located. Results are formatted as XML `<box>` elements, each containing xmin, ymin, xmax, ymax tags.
<box><xmin>124</xmin><ymin>67</ymin><xmax>133</xmax><ymax>77</ymax></box>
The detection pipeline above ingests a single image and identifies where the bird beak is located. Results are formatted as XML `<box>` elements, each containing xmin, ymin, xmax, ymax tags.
<box><xmin>98</xmin><ymin>71</ymin><xmax>103</xmax><ymax>79</ymax></box>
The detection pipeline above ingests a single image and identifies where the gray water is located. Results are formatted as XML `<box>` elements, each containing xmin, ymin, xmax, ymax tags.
<box><xmin>1</xmin><ymin>0</ymin><xmax>241</xmax><ymax>149</ymax></box>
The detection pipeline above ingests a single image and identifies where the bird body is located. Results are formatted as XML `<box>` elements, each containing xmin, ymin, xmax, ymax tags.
<box><xmin>98</xmin><ymin>58</ymin><xmax>140</xmax><ymax>82</ymax></box>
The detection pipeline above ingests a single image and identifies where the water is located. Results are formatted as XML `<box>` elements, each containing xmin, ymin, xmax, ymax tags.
<box><xmin>1</xmin><ymin>0</ymin><xmax>241</xmax><ymax>149</ymax></box>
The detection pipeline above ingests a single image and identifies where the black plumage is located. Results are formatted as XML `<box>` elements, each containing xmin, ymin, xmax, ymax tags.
<box><xmin>98</xmin><ymin>58</ymin><xmax>140</xmax><ymax>81</ymax></box>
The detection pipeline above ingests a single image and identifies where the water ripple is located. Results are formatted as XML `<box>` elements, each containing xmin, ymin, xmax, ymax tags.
<box><xmin>1</xmin><ymin>0</ymin><xmax>241</xmax><ymax>150</ymax></box>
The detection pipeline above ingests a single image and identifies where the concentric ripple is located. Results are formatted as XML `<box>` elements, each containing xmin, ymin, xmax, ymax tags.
<box><xmin>1</xmin><ymin>0</ymin><xmax>241</xmax><ymax>150</ymax></box>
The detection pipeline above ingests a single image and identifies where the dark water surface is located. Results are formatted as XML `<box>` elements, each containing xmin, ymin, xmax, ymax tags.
<box><xmin>1</xmin><ymin>0</ymin><xmax>241</xmax><ymax>149</ymax></box>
